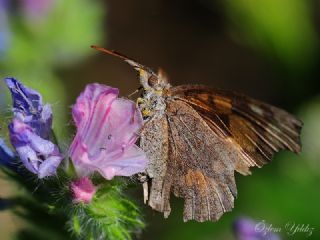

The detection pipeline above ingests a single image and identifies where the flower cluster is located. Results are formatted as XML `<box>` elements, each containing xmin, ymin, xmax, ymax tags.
<box><xmin>0</xmin><ymin>78</ymin><xmax>147</xmax><ymax>201</ymax></box>
<box><xmin>0</xmin><ymin>78</ymin><xmax>148</xmax><ymax>239</ymax></box>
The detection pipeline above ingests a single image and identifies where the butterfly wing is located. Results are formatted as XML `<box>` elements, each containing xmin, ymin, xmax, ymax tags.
<box><xmin>169</xmin><ymin>85</ymin><xmax>302</xmax><ymax>175</ymax></box>
<box><xmin>141</xmin><ymin>100</ymin><xmax>243</xmax><ymax>222</ymax></box>
<box><xmin>141</xmin><ymin>85</ymin><xmax>302</xmax><ymax>222</ymax></box>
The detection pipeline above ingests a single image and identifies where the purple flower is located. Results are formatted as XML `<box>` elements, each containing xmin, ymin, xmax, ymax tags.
<box><xmin>69</xmin><ymin>83</ymin><xmax>147</xmax><ymax>180</ymax></box>
<box><xmin>70</xmin><ymin>177</ymin><xmax>97</xmax><ymax>204</ymax></box>
<box><xmin>9</xmin><ymin>119</ymin><xmax>61</xmax><ymax>178</ymax></box>
<box><xmin>234</xmin><ymin>217</ymin><xmax>281</xmax><ymax>240</ymax></box>
<box><xmin>5</xmin><ymin>78</ymin><xmax>62</xmax><ymax>178</ymax></box>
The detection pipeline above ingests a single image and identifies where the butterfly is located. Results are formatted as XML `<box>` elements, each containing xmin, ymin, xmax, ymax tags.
<box><xmin>91</xmin><ymin>45</ymin><xmax>302</xmax><ymax>222</ymax></box>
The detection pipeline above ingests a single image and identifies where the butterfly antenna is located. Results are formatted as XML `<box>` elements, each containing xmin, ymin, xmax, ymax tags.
<box><xmin>91</xmin><ymin>45</ymin><xmax>132</xmax><ymax>62</ymax></box>
<box><xmin>91</xmin><ymin>45</ymin><xmax>156</xmax><ymax>75</ymax></box>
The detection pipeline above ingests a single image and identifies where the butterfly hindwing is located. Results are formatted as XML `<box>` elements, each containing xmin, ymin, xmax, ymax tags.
<box><xmin>166</xmin><ymin>100</ymin><xmax>240</xmax><ymax>221</ymax></box>
<box><xmin>141</xmin><ymin>99</ymin><xmax>242</xmax><ymax>221</ymax></box>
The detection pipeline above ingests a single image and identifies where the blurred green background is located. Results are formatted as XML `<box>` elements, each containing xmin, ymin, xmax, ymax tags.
<box><xmin>1</xmin><ymin>0</ymin><xmax>320</xmax><ymax>239</ymax></box>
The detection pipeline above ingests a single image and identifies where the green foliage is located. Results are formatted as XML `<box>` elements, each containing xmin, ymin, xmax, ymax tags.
<box><xmin>68</xmin><ymin>179</ymin><xmax>145</xmax><ymax>240</ymax></box>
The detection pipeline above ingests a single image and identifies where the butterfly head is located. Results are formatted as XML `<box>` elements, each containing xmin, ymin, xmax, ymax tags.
<box><xmin>137</xmin><ymin>67</ymin><xmax>170</xmax><ymax>93</ymax></box>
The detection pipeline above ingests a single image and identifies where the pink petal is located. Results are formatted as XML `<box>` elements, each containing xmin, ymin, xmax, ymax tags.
<box><xmin>88</xmin><ymin>145</ymin><xmax>147</xmax><ymax>180</ymax></box>
<box><xmin>69</xmin><ymin>83</ymin><xmax>147</xmax><ymax>180</ymax></box>
<box><xmin>69</xmin><ymin>84</ymin><xmax>118</xmax><ymax>163</ymax></box>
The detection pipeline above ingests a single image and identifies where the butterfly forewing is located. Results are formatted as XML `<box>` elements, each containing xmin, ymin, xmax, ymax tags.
<box><xmin>169</xmin><ymin>85</ymin><xmax>302</xmax><ymax>175</ymax></box>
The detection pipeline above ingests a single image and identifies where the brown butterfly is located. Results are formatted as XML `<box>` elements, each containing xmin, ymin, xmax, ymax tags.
<box><xmin>92</xmin><ymin>46</ymin><xmax>302</xmax><ymax>222</ymax></box>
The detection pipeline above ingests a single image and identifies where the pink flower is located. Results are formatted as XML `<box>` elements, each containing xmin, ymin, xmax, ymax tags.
<box><xmin>69</xmin><ymin>83</ymin><xmax>147</xmax><ymax>180</ymax></box>
<box><xmin>70</xmin><ymin>177</ymin><xmax>96</xmax><ymax>204</ymax></box>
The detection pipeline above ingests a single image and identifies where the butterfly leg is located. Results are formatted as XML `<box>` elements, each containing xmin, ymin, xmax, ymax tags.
<box><xmin>137</xmin><ymin>172</ymin><xmax>149</xmax><ymax>204</ymax></box>
<box><xmin>127</xmin><ymin>86</ymin><xmax>143</xmax><ymax>99</ymax></box>
<box><xmin>143</xmin><ymin>182</ymin><xmax>148</xmax><ymax>204</ymax></box>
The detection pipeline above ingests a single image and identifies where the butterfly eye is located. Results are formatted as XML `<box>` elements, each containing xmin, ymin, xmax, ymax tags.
<box><xmin>148</xmin><ymin>75</ymin><xmax>158</xmax><ymax>87</ymax></box>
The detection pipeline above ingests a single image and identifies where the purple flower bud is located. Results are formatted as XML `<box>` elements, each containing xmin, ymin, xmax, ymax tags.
<box><xmin>233</xmin><ymin>217</ymin><xmax>281</xmax><ymax>240</ymax></box>
<box><xmin>5</xmin><ymin>78</ymin><xmax>52</xmax><ymax>139</ymax></box>
<box><xmin>69</xmin><ymin>83</ymin><xmax>147</xmax><ymax>180</ymax></box>
<box><xmin>70</xmin><ymin>177</ymin><xmax>97</xmax><ymax>204</ymax></box>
